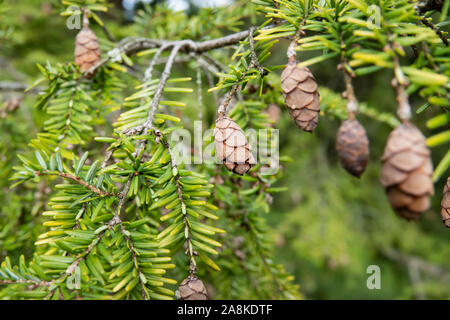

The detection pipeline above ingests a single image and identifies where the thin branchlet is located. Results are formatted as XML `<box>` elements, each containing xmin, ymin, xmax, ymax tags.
<box><xmin>339</xmin><ymin>37</ymin><xmax>358</xmax><ymax>119</ymax></box>
<box><xmin>419</xmin><ymin>17</ymin><xmax>449</xmax><ymax>47</ymax></box>
<box><xmin>287</xmin><ymin>20</ymin><xmax>306</xmax><ymax>62</ymax></box>
<box><xmin>144</xmin><ymin>44</ymin><xmax>183</xmax><ymax>130</ymax></box>
<box><xmin>143</xmin><ymin>44</ymin><xmax>172</xmax><ymax>83</ymax></box>
<box><xmin>386</xmin><ymin>38</ymin><xmax>412</xmax><ymax>122</ymax></box>
<box><xmin>162</xmin><ymin>137</ymin><xmax>197</xmax><ymax>275</ymax></box>
<box><xmin>248</xmin><ymin>27</ymin><xmax>267</xmax><ymax>77</ymax></box>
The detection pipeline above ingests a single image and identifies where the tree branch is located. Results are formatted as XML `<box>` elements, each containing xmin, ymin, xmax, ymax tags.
<box><xmin>84</xmin><ymin>27</ymin><xmax>265</xmax><ymax>78</ymax></box>
<box><xmin>248</xmin><ymin>27</ymin><xmax>267</xmax><ymax>77</ymax></box>
<box><xmin>217</xmin><ymin>61</ymin><xmax>255</xmax><ymax>117</ymax></box>
<box><xmin>416</xmin><ymin>0</ymin><xmax>445</xmax><ymax>13</ymax></box>
<box><xmin>120</xmin><ymin>224</ymin><xmax>150</xmax><ymax>299</ymax></box>
<box><xmin>419</xmin><ymin>17</ymin><xmax>449</xmax><ymax>47</ymax></box>
<box><xmin>38</xmin><ymin>170</ymin><xmax>115</xmax><ymax>197</ymax></box>
<box><xmin>143</xmin><ymin>44</ymin><xmax>183</xmax><ymax>130</ymax></box>
<box><xmin>161</xmin><ymin>136</ymin><xmax>197</xmax><ymax>275</ymax></box>
<box><xmin>0</xmin><ymin>279</ymin><xmax>52</xmax><ymax>287</ymax></box>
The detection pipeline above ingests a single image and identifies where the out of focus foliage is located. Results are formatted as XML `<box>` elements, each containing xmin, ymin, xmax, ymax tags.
<box><xmin>0</xmin><ymin>0</ymin><xmax>448</xmax><ymax>300</ymax></box>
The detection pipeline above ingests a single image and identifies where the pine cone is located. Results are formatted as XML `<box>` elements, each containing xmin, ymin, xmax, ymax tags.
<box><xmin>178</xmin><ymin>276</ymin><xmax>208</xmax><ymax>300</ymax></box>
<box><xmin>75</xmin><ymin>26</ymin><xmax>100</xmax><ymax>73</ymax></box>
<box><xmin>214</xmin><ymin>117</ymin><xmax>255</xmax><ymax>175</ymax></box>
<box><xmin>336</xmin><ymin>119</ymin><xmax>369</xmax><ymax>178</ymax></box>
<box><xmin>281</xmin><ymin>60</ymin><xmax>320</xmax><ymax>132</ymax></box>
<box><xmin>380</xmin><ymin>123</ymin><xmax>434</xmax><ymax>220</ymax></box>
<box><xmin>441</xmin><ymin>177</ymin><xmax>450</xmax><ymax>228</ymax></box>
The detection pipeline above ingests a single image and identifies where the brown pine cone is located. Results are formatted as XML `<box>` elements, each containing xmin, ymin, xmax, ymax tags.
<box><xmin>380</xmin><ymin>123</ymin><xmax>434</xmax><ymax>220</ymax></box>
<box><xmin>214</xmin><ymin>117</ymin><xmax>255</xmax><ymax>175</ymax></box>
<box><xmin>75</xmin><ymin>26</ymin><xmax>100</xmax><ymax>73</ymax></box>
<box><xmin>441</xmin><ymin>177</ymin><xmax>450</xmax><ymax>228</ymax></box>
<box><xmin>336</xmin><ymin>119</ymin><xmax>369</xmax><ymax>178</ymax></box>
<box><xmin>178</xmin><ymin>276</ymin><xmax>208</xmax><ymax>300</ymax></box>
<box><xmin>281</xmin><ymin>60</ymin><xmax>320</xmax><ymax>132</ymax></box>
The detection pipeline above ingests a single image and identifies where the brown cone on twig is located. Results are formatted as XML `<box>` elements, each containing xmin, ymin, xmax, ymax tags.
<box><xmin>74</xmin><ymin>16</ymin><xmax>100</xmax><ymax>74</ymax></box>
<box><xmin>281</xmin><ymin>60</ymin><xmax>320</xmax><ymax>132</ymax></box>
<box><xmin>336</xmin><ymin>119</ymin><xmax>369</xmax><ymax>178</ymax></box>
<box><xmin>441</xmin><ymin>177</ymin><xmax>450</xmax><ymax>228</ymax></box>
<box><xmin>178</xmin><ymin>276</ymin><xmax>208</xmax><ymax>300</ymax></box>
<box><xmin>214</xmin><ymin>116</ymin><xmax>255</xmax><ymax>175</ymax></box>
<box><xmin>380</xmin><ymin>123</ymin><xmax>434</xmax><ymax>220</ymax></box>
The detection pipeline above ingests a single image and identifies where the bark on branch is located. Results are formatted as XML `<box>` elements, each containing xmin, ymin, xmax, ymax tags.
<box><xmin>84</xmin><ymin>27</ymin><xmax>265</xmax><ymax>77</ymax></box>
<box><xmin>382</xmin><ymin>248</ymin><xmax>450</xmax><ymax>282</ymax></box>
<box><xmin>0</xmin><ymin>81</ymin><xmax>41</xmax><ymax>93</ymax></box>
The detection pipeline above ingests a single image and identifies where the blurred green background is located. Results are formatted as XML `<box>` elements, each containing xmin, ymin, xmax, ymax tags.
<box><xmin>0</xmin><ymin>0</ymin><xmax>449</xmax><ymax>299</ymax></box>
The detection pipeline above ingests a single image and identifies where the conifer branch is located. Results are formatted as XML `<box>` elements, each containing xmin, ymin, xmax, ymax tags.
<box><xmin>200</xmin><ymin>52</ymin><xmax>227</xmax><ymax>72</ymax></box>
<box><xmin>386</xmin><ymin>38</ymin><xmax>412</xmax><ymax>122</ymax></box>
<box><xmin>143</xmin><ymin>44</ymin><xmax>172</xmax><ymax>83</ymax></box>
<box><xmin>248</xmin><ymin>27</ymin><xmax>267</xmax><ymax>77</ymax></box>
<box><xmin>217</xmin><ymin>61</ymin><xmax>256</xmax><ymax>117</ymax></box>
<box><xmin>338</xmin><ymin>36</ymin><xmax>358</xmax><ymax>119</ymax></box>
<box><xmin>382</xmin><ymin>248</ymin><xmax>450</xmax><ymax>282</ymax></box>
<box><xmin>54</xmin><ymin>87</ymin><xmax>76</xmax><ymax>152</ymax></box>
<box><xmin>100</xmin><ymin>149</ymin><xmax>114</xmax><ymax>169</ymax></box>
<box><xmin>66</xmin><ymin>232</ymin><xmax>106</xmax><ymax>276</ymax></box>
<box><xmin>157</xmin><ymin>134</ymin><xmax>198</xmax><ymax>275</ymax></box>
<box><xmin>144</xmin><ymin>44</ymin><xmax>183</xmax><ymax>130</ymax></box>
<box><xmin>120</xmin><ymin>224</ymin><xmax>150</xmax><ymax>299</ymax></box>
<box><xmin>115</xmin><ymin>174</ymin><xmax>133</xmax><ymax>222</ymax></box>
<box><xmin>196</xmin><ymin>64</ymin><xmax>203</xmax><ymax>123</ymax></box>
<box><xmin>416</xmin><ymin>0</ymin><xmax>445</xmax><ymax>13</ymax></box>
<box><xmin>287</xmin><ymin>19</ymin><xmax>306</xmax><ymax>61</ymax></box>
<box><xmin>419</xmin><ymin>17</ymin><xmax>449</xmax><ymax>47</ymax></box>
<box><xmin>0</xmin><ymin>81</ymin><xmax>41</xmax><ymax>93</ymax></box>
<box><xmin>0</xmin><ymin>279</ymin><xmax>52</xmax><ymax>287</ymax></box>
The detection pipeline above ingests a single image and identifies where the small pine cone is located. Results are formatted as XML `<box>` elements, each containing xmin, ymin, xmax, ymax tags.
<box><xmin>380</xmin><ymin>123</ymin><xmax>434</xmax><ymax>220</ymax></box>
<box><xmin>336</xmin><ymin>119</ymin><xmax>369</xmax><ymax>178</ymax></box>
<box><xmin>75</xmin><ymin>26</ymin><xmax>100</xmax><ymax>73</ymax></box>
<box><xmin>281</xmin><ymin>60</ymin><xmax>320</xmax><ymax>132</ymax></box>
<box><xmin>178</xmin><ymin>276</ymin><xmax>208</xmax><ymax>300</ymax></box>
<box><xmin>441</xmin><ymin>177</ymin><xmax>450</xmax><ymax>228</ymax></box>
<box><xmin>214</xmin><ymin>117</ymin><xmax>255</xmax><ymax>175</ymax></box>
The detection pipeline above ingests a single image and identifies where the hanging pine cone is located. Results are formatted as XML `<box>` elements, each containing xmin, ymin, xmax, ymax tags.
<box><xmin>178</xmin><ymin>276</ymin><xmax>208</xmax><ymax>300</ymax></box>
<box><xmin>214</xmin><ymin>116</ymin><xmax>255</xmax><ymax>175</ymax></box>
<box><xmin>441</xmin><ymin>177</ymin><xmax>450</xmax><ymax>228</ymax></box>
<box><xmin>380</xmin><ymin>123</ymin><xmax>434</xmax><ymax>220</ymax></box>
<box><xmin>74</xmin><ymin>26</ymin><xmax>100</xmax><ymax>73</ymax></box>
<box><xmin>281</xmin><ymin>60</ymin><xmax>320</xmax><ymax>132</ymax></box>
<box><xmin>336</xmin><ymin>119</ymin><xmax>369</xmax><ymax>178</ymax></box>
